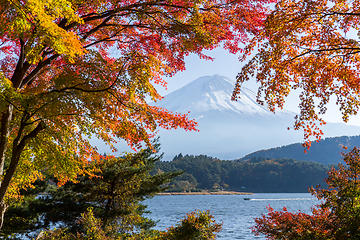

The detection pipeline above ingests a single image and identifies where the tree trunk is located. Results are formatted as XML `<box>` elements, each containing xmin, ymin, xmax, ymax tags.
<box><xmin>0</xmin><ymin>201</ymin><xmax>7</xmax><ymax>230</ymax></box>
<box><xmin>0</xmin><ymin>105</ymin><xmax>13</xmax><ymax>231</ymax></box>
<box><xmin>0</xmin><ymin>146</ymin><xmax>23</xmax><ymax>232</ymax></box>
<box><xmin>0</xmin><ymin>105</ymin><xmax>13</xmax><ymax>176</ymax></box>
<box><xmin>0</xmin><ymin>121</ymin><xmax>45</xmax><ymax>231</ymax></box>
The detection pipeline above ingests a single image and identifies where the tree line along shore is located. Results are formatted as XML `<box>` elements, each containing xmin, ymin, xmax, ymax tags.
<box><xmin>151</xmin><ymin>154</ymin><xmax>331</xmax><ymax>193</ymax></box>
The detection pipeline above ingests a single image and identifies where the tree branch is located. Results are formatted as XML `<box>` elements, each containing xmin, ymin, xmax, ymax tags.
<box><xmin>22</xmin><ymin>54</ymin><xmax>59</xmax><ymax>88</ymax></box>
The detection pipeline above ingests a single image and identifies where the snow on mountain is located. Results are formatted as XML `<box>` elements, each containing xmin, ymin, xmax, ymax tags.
<box><xmin>152</xmin><ymin>75</ymin><xmax>360</xmax><ymax>160</ymax></box>
<box><xmin>93</xmin><ymin>74</ymin><xmax>360</xmax><ymax>160</ymax></box>
<box><xmin>158</xmin><ymin>74</ymin><xmax>292</xmax><ymax>118</ymax></box>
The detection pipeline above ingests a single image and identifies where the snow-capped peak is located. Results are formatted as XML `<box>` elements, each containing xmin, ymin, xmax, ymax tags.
<box><xmin>156</xmin><ymin>74</ymin><xmax>294</xmax><ymax>118</ymax></box>
<box><xmin>106</xmin><ymin>74</ymin><xmax>360</xmax><ymax>161</ymax></box>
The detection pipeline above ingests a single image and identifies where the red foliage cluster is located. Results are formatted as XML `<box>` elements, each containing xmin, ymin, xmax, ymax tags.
<box><xmin>253</xmin><ymin>147</ymin><xmax>360</xmax><ymax>239</ymax></box>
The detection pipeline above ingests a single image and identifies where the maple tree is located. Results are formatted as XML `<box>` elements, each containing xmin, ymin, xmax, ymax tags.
<box><xmin>233</xmin><ymin>0</ymin><xmax>360</xmax><ymax>147</ymax></box>
<box><xmin>253</xmin><ymin>147</ymin><xmax>360</xmax><ymax>239</ymax></box>
<box><xmin>0</xmin><ymin>0</ymin><xmax>275</xmax><ymax>231</ymax></box>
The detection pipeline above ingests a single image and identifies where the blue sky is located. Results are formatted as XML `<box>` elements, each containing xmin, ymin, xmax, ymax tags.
<box><xmin>159</xmin><ymin>48</ymin><xmax>360</xmax><ymax>127</ymax></box>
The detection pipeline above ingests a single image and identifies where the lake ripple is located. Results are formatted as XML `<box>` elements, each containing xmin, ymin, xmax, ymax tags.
<box><xmin>144</xmin><ymin>193</ymin><xmax>319</xmax><ymax>239</ymax></box>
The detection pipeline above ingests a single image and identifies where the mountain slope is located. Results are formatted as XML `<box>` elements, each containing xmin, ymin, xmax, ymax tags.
<box><xmin>242</xmin><ymin>135</ymin><xmax>360</xmax><ymax>165</ymax></box>
<box><xmin>154</xmin><ymin>75</ymin><xmax>360</xmax><ymax>160</ymax></box>
<box><xmin>97</xmin><ymin>75</ymin><xmax>360</xmax><ymax>160</ymax></box>
<box><xmin>159</xmin><ymin>74</ymin><xmax>293</xmax><ymax>118</ymax></box>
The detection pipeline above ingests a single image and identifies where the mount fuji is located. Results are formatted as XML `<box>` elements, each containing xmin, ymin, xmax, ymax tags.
<box><xmin>153</xmin><ymin>75</ymin><xmax>360</xmax><ymax>160</ymax></box>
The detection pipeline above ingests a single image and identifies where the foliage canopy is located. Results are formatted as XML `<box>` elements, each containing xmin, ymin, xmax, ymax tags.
<box><xmin>0</xmin><ymin>0</ymin><xmax>275</xmax><ymax>229</ymax></box>
<box><xmin>233</xmin><ymin>0</ymin><xmax>360</xmax><ymax>147</ymax></box>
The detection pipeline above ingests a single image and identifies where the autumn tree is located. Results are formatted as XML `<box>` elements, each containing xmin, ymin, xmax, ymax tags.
<box><xmin>1</xmin><ymin>140</ymin><xmax>181</xmax><ymax>238</ymax></box>
<box><xmin>233</xmin><ymin>0</ymin><xmax>360</xmax><ymax>147</ymax></box>
<box><xmin>253</xmin><ymin>147</ymin><xmax>360</xmax><ymax>239</ymax></box>
<box><xmin>0</xmin><ymin>0</ymin><xmax>276</xmax><ymax>230</ymax></box>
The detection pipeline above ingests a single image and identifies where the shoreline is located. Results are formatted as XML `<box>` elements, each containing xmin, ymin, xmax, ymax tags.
<box><xmin>157</xmin><ymin>191</ymin><xmax>253</xmax><ymax>195</ymax></box>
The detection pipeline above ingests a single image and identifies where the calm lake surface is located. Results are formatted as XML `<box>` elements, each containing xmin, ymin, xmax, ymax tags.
<box><xmin>144</xmin><ymin>193</ymin><xmax>319</xmax><ymax>239</ymax></box>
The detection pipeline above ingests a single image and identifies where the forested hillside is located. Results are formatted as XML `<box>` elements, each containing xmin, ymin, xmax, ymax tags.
<box><xmin>152</xmin><ymin>154</ymin><xmax>331</xmax><ymax>193</ymax></box>
<box><xmin>242</xmin><ymin>135</ymin><xmax>360</xmax><ymax>165</ymax></box>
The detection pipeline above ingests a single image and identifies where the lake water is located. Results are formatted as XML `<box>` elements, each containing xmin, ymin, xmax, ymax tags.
<box><xmin>144</xmin><ymin>193</ymin><xmax>319</xmax><ymax>239</ymax></box>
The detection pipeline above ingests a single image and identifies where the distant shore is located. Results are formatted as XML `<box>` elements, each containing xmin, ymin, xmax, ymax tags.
<box><xmin>157</xmin><ymin>191</ymin><xmax>253</xmax><ymax>195</ymax></box>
